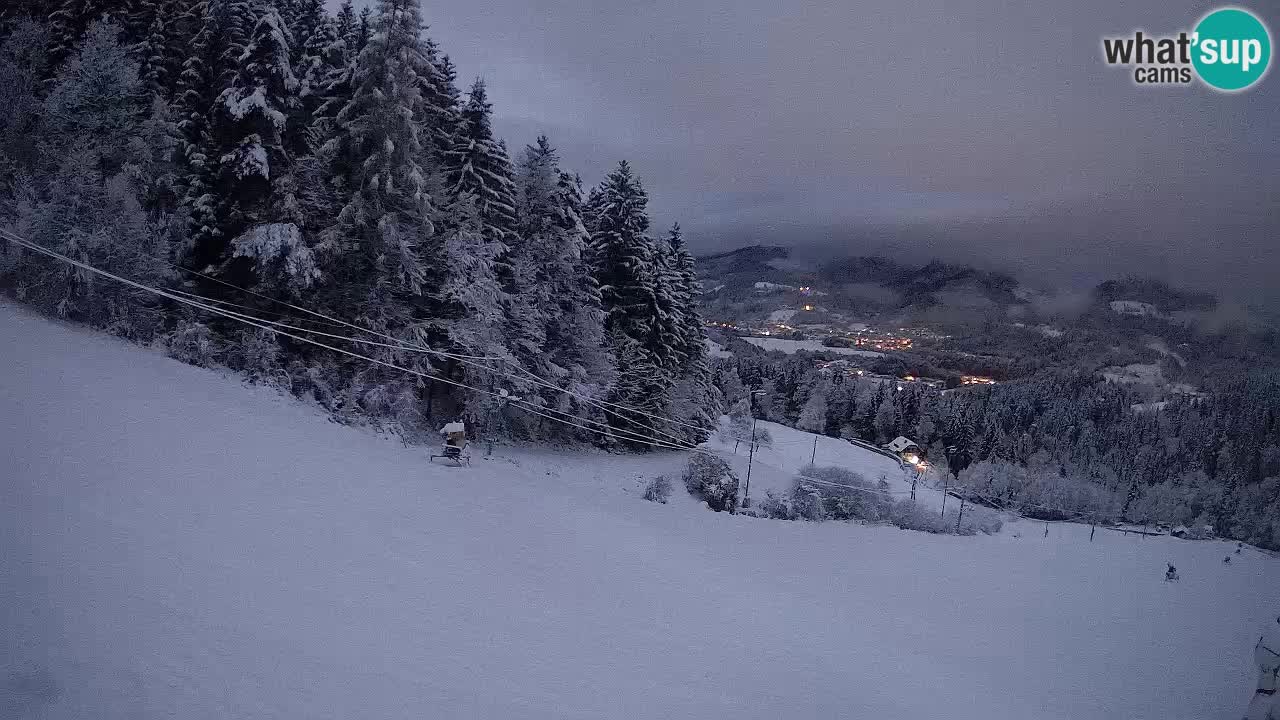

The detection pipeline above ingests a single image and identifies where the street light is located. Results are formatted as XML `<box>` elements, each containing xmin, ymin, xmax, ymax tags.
<box><xmin>743</xmin><ymin>389</ymin><xmax>766</xmax><ymax>509</ymax></box>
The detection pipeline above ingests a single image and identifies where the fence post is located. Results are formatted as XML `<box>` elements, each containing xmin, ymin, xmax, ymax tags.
<box><xmin>940</xmin><ymin>474</ymin><xmax>949</xmax><ymax>517</ymax></box>
<box><xmin>956</xmin><ymin>495</ymin><xmax>966</xmax><ymax>532</ymax></box>
<box><xmin>811</xmin><ymin>436</ymin><xmax>818</xmax><ymax>465</ymax></box>
<box><xmin>1043</xmin><ymin>520</ymin><xmax>1049</xmax><ymax>538</ymax></box>
<box><xmin>1090</xmin><ymin>522</ymin><xmax>1097</xmax><ymax>542</ymax></box>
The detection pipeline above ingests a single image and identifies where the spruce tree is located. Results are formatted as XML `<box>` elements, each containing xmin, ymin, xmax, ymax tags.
<box><xmin>589</xmin><ymin>160</ymin><xmax>679</xmax><ymax>443</ymax></box>
<box><xmin>46</xmin><ymin>0</ymin><xmax>138</xmax><ymax>72</ymax></box>
<box><xmin>205</xmin><ymin>4</ymin><xmax>301</xmax><ymax>285</ymax></box>
<box><xmin>17</xmin><ymin>20</ymin><xmax>172</xmax><ymax>336</ymax></box>
<box><xmin>286</xmin><ymin>0</ymin><xmax>324</xmax><ymax>67</ymax></box>
<box><xmin>418</xmin><ymin>36</ymin><xmax>459</xmax><ymax>161</ymax></box>
<box><xmin>292</xmin><ymin>12</ymin><xmax>343</xmax><ymax>153</ymax></box>
<box><xmin>355</xmin><ymin>6</ymin><xmax>372</xmax><ymax>53</ymax></box>
<box><xmin>513</xmin><ymin>136</ymin><xmax>611</xmax><ymax>425</ymax></box>
<box><xmin>590</xmin><ymin>160</ymin><xmax>654</xmax><ymax>343</ymax></box>
<box><xmin>135</xmin><ymin>3</ymin><xmax>174</xmax><ymax>99</ymax></box>
<box><xmin>665</xmin><ymin>224</ymin><xmax>718</xmax><ymax>441</ymax></box>
<box><xmin>316</xmin><ymin>0</ymin><xmax>439</xmax><ymax>341</ymax></box>
<box><xmin>173</xmin><ymin>0</ymin><xmax>256</xmax><ymax>267</ymax></box>
<box><xmin>445</xmin><ymin>79</ymin><xmax>517</xmax><ymax>248</ymax></box>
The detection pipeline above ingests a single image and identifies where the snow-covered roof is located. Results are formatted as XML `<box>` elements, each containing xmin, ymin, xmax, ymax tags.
<box><xmin>886</xmin><ymin>436</ymin><xmax>919</xmax><ymax>453</ymax></box>
<box><xmin>439</xmin><ymin>422</ymin><xmax>465</xmax><ymax>434</ymax></box>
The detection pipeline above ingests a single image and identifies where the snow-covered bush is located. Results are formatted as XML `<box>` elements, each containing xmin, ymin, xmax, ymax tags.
<box><xmin>682</xmin><ymin>454</ymin><xmax>739</xmax><ymax>513</ymax></box>
<box><xmin>166</xmin><ymin>319</ymin><xmax>220</xmax><ymax>367</ymax></box>
<box><xmin>791</xmin><ymin>465</ymin><xmax>892</xmax><ymax>522</ymax></box>
<box><xmin>964</xmin><ymin>510</ymin><xmax>1003</xmax><ymax>536</ymax></box>
<box><xmin>643</xmin><ymin>475</ymin><xmax>672</xmax><ymax>503</ymax></box>
<box><xmin>230</xmin><ymin>223</ymin><xmax>321</xmax><ymax>291</ymax></box>
<box><xmin>226</xmin><ymin>327</ymin><xmax>284</xmax><ymax>382</ymax></box>
<box><xmin>886</xmin><ymin>499</ymin><xmax>1003</xmax><ymax>536</ymax></box>
<box><xmin>889</xmin><ymin>499</ymin><xmax>951</xmax><ymax>534</ymax></box>
<box><xmin>791</xmin><ymin>485</ymin><xmax>826</xmax><ymax>521</ymax></box>
<box><xmin>758</xmin><ymin>489</ymin><xmax>794</xmax><ymax>520</ymax></box>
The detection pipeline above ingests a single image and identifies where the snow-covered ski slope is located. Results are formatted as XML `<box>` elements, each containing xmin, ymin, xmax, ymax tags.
<box><xmin>2</xmin><ymin>301</ymin><xmax>1277</xmax><ymax>720</ymax></box>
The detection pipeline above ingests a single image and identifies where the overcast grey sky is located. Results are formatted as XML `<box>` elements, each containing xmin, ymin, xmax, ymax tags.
<box><xmin>348</xmin><ymin>0</ymin><xmax>1279</xmax><ymax>302</ymax></box>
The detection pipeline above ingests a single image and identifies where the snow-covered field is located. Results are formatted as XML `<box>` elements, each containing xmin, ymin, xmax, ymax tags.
<box><xmin>705</xmin><ymin>338</ymin><xmax>733</xmax><ymax>358</ymax></box>
<box><xmin>3</xmin><ymin>301</ymin><xmax>1277</xmax><ymax>720</ymax></box>
<box><xmin>741</xmin><ymin>336</ymin><xmax>885</xmax><ymax>357</ymax></box>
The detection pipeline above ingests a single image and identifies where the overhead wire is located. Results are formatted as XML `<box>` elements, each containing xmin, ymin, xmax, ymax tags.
<box><xmin>1</xmin><ymin>230</ymin><xmax>1119</xmax><ymax>525</ymax></box>
<box><xmin>1</xmin><ymin>230</ymin><xmax>695</xmax><ymax>451</ymax></box>
<box><xmin>0</xmin><ymin>226</ymin><xmax>758</xmax><ymax>446</ymax></box>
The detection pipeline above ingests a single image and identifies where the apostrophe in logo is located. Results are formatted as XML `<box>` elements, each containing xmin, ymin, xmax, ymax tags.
<box><xmin>1101</xmin><ymin>7</ymin><xmax>1271</xmax><ymax>92</ymax></box>
<box><xmin>1192</xmin><ymin>8</ymin><xmax>1271</xmax><ymax>91</ymax></box>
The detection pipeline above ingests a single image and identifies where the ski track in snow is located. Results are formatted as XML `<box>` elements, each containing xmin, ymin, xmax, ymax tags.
<box><xmin>1</xmin><ymin>301</ymin><xmax>1276</xmax><ymax>720</ymax></box>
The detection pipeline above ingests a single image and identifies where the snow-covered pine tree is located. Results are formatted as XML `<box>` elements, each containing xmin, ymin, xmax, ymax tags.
<box><xmin>438</xmin><ymin>191</ymin><xmax>511</xmax><ymax>432</ymax></box>
<box><xmin>135</xmin><ymin>0</ymin><xmax>178</xmax><ymax>100</ymax></box>
<box><xmin>205</xmin><ymin>4</ymin><xmax>304</xmax><ymax>289</ymax></box>
<box><xmin>0</xmin><ymin>1</ymin><xmax>56</xmax><ymax>29</ymax></box>
<box><xmin>46</xmin><ymin>0</ymin><xmax>138</xmax><ymax>73</ymax></box>
<box><xmin>511</xmin><ymin>136</ymin><xmax>611</xmax><ymax>431</ymax></box>
<box><xmin>213</xmin><ymin>0</ymin><xmax>255</xmax><ymax>84</ymax></box>
<box><xmin>589</xmin><ymin>160</ymin><xmax>679</xmax><ymax>444</ymax></box>
<box><xmin>550</xmin><ymin>168</ymin><xmax>613</xmax><ymax>389</ymax></box>
<box><xmin>0</xmin><ymin>18</ymin><xmax>51</xmax><ymax>182</ymax></box>
<box><xmin>798</xmin><ymin>378</ymin><xmax>829</xmax><ymax>433</ymax></box>
<box><xmin>665</xmin><ymin>223</ymin><xmax>707</xmax><ymax>362</ymax></box>
<box><xmin>334</xmin><ymin>0</ymin><xmax>356</xmax><ymax>47</ymax></box>
<box><xmin>315</xmin><ymin>0</ymin><xmax>439</xmax><ymax>355</ymax></box>
<box><xmin>606</xmin><ymin>328</ymin><xmax>671</xmax><ymax>447</ymax></box>
<box><xmin>659</xmin><ymin>223</ymin><xmax>717</xmax><ymax>441</ymax></box>
<box><xmin>291</xmin><ymin>9</ymin><xmax>343</xmax><ymax>154</ymax></box>
<box><xmin>41</xmin><ymin>20</ymin><xmax>141</xmax><ymax>174</ymax></box>
<box><xmin>285</xmin><ymin>0</ymin><xmax>323</xmax><ymax>67</ymax></box>
<box><xmin>418</xmin><ymin>35</ymin><xmax>459</xmax><ymax>161</ymax></box>
<box><xmin>590</xmin><ymin>160</ymin><xmax>654</xmax><ymax>343</ymax></box>
<box><xmin>651</xmin><ymin>224</ymin><xmax>687</xmax><ymax>372</ymax></box>
<box><xmin>440</xmin><ymin>79</ymin><xmax>524</xmax><ymax>407</ymax></box>
<box><xmin>173</xmin><ymin>0</ymin><xmax>256</xmax><ymax>268</ymax></box>
<box><xmin>445</xmin><ymin>79</ymin><xmax>517</xmax><ymax>249</ymax></box>
<box><xmin>355</xmin><ymin>6</ymin><xmax>371</xmax><ymax>53</ymax></box>
<box><xmin>13</xmin><ymin>20</ymin><xmax>172</xmax><ymax>337</ymax></box>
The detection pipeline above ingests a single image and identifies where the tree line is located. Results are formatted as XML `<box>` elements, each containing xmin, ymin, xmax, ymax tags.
<box><xmin>0</xmin><ymin>0</ymin><xmax>717</xmax><ymax>447</ymax></box>
<box><xmin>713</xmin><ymin>352</ymin><xmax>1280</xmax><ymax>548</ymax></box>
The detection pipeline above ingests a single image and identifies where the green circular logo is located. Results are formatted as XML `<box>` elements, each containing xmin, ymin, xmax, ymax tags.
<box><xmin>1192</xmin><ymin>8</ymin><xmax>1271</xmax><ymax>91</ymax></box>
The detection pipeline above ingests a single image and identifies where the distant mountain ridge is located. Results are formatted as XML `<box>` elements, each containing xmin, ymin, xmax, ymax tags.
<box><xmin>696</xmin><ymin>245</ymin><xmax>1028</xmax><ymax>310</ymax></box>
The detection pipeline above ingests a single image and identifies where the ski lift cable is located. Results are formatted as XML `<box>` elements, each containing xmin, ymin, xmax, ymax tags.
<box><xmin>0</xmin><ymin>227</ymin><xmax>505</xmax><ymax>362</ymax></box>
<box><xmin>165</xmin><ymin>288</ymin><xmax>354</xmax><ymax>329</ymax></box>
<box><xmin>0</xmin><ymin>230</ymin><xmax>701</xmax><ymax>452</ymax></box>
<box><xmin>1</xmin><ymin>232</ymin><xmax>1122</xmax><ymax>520</ymax></box>
<box><xmin>0</xmin><ymin>227</ymin><xmax>746</xmax><ymax>443</ymax></box>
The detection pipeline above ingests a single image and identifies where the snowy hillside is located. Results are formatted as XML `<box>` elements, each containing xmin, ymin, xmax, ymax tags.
<box><xmin>3</xmin><ymin>301</ymin><xmax>1278</xmax><ymax>720</ymax></box>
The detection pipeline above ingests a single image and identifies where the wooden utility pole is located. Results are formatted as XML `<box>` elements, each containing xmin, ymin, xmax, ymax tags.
<box><xmin>743</xmin><ymin>390</ymin><xmax>763</xmax><ymax>509</ymax></box>
<box><xmin>810</xmin><ymin>436</ymin><xmax>818</xmax><ymax>464</ymax></box>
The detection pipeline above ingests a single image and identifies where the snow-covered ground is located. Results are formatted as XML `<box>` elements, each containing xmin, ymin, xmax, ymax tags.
<box><xmin>705</xmin><ymin>338</ymin><xmax>733</xmax><ymax>358</ymax></box>
<box><xmin>3</xmin><ymin>301</ymin><xmax>1277</xmax><ymax>720</ymax></box>
<box><xmin>704</xmin><ymin>419</ymin><xmax>921</xmax><ymax>502</ymax></box>
<box><xmin>741</xmin><ymin>336</ymin><xmax>885</xmax><ymax>357</ymax></box>
<box><xmin>1102</xmin><ymin>362</ymin><xmax>1165</xmax><ymax>386</ymax></box>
